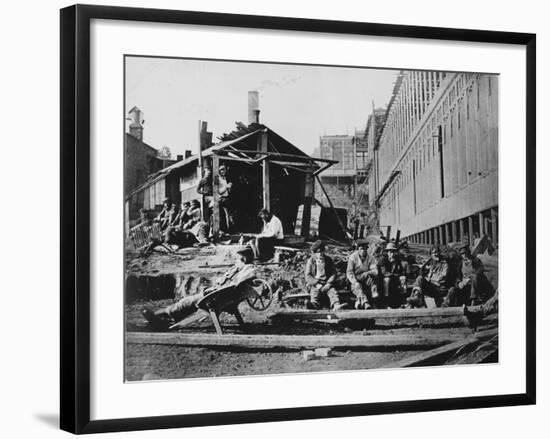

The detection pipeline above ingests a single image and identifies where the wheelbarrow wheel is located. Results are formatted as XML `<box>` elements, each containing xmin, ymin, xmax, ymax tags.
<box><xmin>246</xmin><ymin>278</ymin><xmax>273</xmax><ymax>311</ymax></box>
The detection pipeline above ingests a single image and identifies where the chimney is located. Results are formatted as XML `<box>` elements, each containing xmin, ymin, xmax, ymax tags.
<box><xmin>248</xmin><ymin>91</ymin><xmax>260</xmax><ymax>125</ymax></box>
<box><xmin>185</xmin><ymin>150</ymin><xmax>192</xmax><ymax>159</ymax></box>
<box><xmin>199</xmin><ymin>121</ymin><xmax>213</xmax><ymax>151</ymax></box>
<box><xmin>128</xmin><ymin>106</ymin><xmax>144</xmax><ymax>141</ymax></box>
<box><xmin>176</xmin><ymin>154</ymin><xmax>183</xmax><ymax>161</ymax></box>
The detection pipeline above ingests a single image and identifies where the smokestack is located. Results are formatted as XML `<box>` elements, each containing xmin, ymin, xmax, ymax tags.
<box><xmin>127</xmin><ymin>106</ymin><xmax>144</xmax><ymax>141</ymax></box>
<box><xmin>248</xmin><ymin>91</ymin><xmax>260</xmax><ymax>125</ymax></box>
<box><xmin>185</xmin><ymin>150</ymin><xmax>192</xmax><ymax>159</ymax></box>
<box><xmin>176</xmin><ymin>154</ymin><xmax>183</xmax><ymax>161</ymax></box>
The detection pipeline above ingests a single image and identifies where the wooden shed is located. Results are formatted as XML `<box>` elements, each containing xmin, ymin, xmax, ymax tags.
<box><xmin>126</xmin><ymin>123</ymin><xmax>337</xmax><ymax>237</ymax></box>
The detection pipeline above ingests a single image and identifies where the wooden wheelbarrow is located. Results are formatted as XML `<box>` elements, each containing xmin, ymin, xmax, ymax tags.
<box><xmin>170</xmin><ymin>277</ymin><xmax>273</xmax><ymax>334</ymax></box>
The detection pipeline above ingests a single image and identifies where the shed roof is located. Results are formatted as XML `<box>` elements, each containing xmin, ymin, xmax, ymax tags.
<box><xmin>126</xmin><ymin>123</ymin><xmax>321</xmax><ymax>200</ymax></box>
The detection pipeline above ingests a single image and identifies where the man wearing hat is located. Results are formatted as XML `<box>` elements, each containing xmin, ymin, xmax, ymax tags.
<box><xmin>181</xmin><ymin>199</ymin><xmax>208</xmax><ymax>244</ymax></box>
<box><xmin>142</xmin><ymin>247</ymin><xmax>255</xmax><ymax>325</ymax></box>
<box><xmin>155</xmin><ymin>198</ymin><xmax>176</xmax><ymax>230</ymax></box>
<box><xmin>443</xmin><ymin>243</ymin><xmax>494</xmax><ymax>307</ymax></box>
<box><xmin>305</xmin><ymin>240</ymin><xmax>346</xmax><ymax>310</ymax></box>
<box><xmin>408</xmin><ymin>245</ymin><xmax>454</xmax><ymax>307</ymax></box>
<box><xmin>377</xmin><ymin>241</ymin><xmax>409</xmax><ymax>308</ymax></box>
<box><xmin>346</xmin><ymin>239</ymin><xmax>379</xmax><ymax>309</ymax></box>
<box><xmin>217</xmin><ymin>164</ymin><xmax>234</xmax><ymax>231</ymax></box>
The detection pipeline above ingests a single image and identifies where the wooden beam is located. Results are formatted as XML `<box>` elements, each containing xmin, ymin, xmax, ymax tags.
<box><xmin>479</xmin><ymin>212</ymin><xmax>485</xmax><ymax>236</ymax></box>
<box><xmin>269</xmin><ymin>307</ymin><xmax>468</xmax><ymax>321</ymax></box>
<box><xmin>383</xmin><ymin>328</ymin><xmax>497</xmax><ymax>368</ymax></box>
<box><xmin>258</xmin><ymin>131</ymin><xmax>270</xmax><ymax>210</ymax></box>
<box><xmin>126</xmin><ymin>331</ymin><xmax>469</xmax><ymax>351</ymax></box>
<box><xmin>300</xmin><ymin>169</ymin><xmax>315</xmax><ymax>237</ymax></box>
<box><xmin>468</xmin><ymin>215</ymin><xmax>474</xmax><ymax>244</ymax></box>
<box><xmin>315</xmin><ymin>175</ymin><xmax>352</xmax><ymax>244</ymax></box>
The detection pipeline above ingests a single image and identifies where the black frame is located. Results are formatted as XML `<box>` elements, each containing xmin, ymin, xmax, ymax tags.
<box><xmin>60</xmin><ymin>4</ymin><xmax>536</xmax><ymax>434</ymax></box>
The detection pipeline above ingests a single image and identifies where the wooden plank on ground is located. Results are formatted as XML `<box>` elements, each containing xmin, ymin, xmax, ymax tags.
<box><xmin>169</xmin><ymin>310</ymin><xmax>209</xmax><ymax>330</ymax></box>
<box><xmin>126</xmin><ymin>331</ymin><xmax>468</xmax><ymax>351</ymax></box>
<box><xmin>383</xmin><ymin>328</ymin><xmax>498</xmax><ymax>368</ymax></box>
<box><xmin>269</xmin><ymin>307</ymin><xmax>468</xmax><ymax>327</ymax></box>
<box><xmin>269</xmin><ymin>307</ymin><xmax>466</xmax><ymax>320</ymax></box>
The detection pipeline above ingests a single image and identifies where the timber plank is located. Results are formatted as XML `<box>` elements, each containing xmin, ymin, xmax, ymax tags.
<box><xmin>383</xmin><ymin>328</ymin><xmax>498</xmax><ymax>368</ymax></box>
<box><xmin>126</xmin><ymin>331</ymin><xmax>469</xmax><ymax>351</ymax></box>
<box><xmin>269</xmin><ymin>307</ymin><xmax>469</xmax><ymax>328</ymax></box>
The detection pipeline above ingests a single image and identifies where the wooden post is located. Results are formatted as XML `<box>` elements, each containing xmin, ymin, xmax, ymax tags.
<box><xmin>258</xmin><ymin>131</ymin><xmax>270</xmax><ymax>210</ymax></box>
<box><xmin>439</xmin><ymin>225</ymin><xmax>445</xmax><ymax>245</ymax></box>
<box><xmin>386</xmin><ymin>225</ymin><xmax>392</xmax><ymax>241</ymax></box>
<box><xmin>315</xmin><ymin>175</ymin><xmax>352</xmax><ymax>244</ymax></box>
<box><xmin>468</xmin><ymin>215</ymin><xmax>474</xmax><ymax>245</ymax></box>
<box><xmin>491</xmin><ymin>208</ymin><xmax>498</xmax><ymax>244</ymax></box>
<box><xmin>451</xmin><ymin>221</ymin><xmax>457</xmax><ymax>243</ymax></box>
<box><xmin>212</xmin><ymin>153</ymin><xmax>220</xmax><ymax>236</ymax></box>
<box><xmin>459</xmin><ymin>219</ymin><xmax>465</xmax><ymax>243</ymax></box>
<box><xmin>301</xmin><ymin>170</ymin><xmax>314</xmax><ymax>237</ymax></box>
<box><xmin>445</xmin><ymin>223</ymin><xmax>451</xmax><ymax>244</ymax></box>
<box><xmin>197</xmin><ymin>120</ymin><xmax>206</xmax><ymax>219</ymax></box>
<box><xmin>479</xmin><ymin>212</ymin><xmax>485</xmax><ymax>236</ymax></box>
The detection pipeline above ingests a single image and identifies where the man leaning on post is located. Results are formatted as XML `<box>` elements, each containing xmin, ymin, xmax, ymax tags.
<box><xmin>305</xmin><ymin>240</ymin><xmax>346</xmax><ymax>310</ymax></box>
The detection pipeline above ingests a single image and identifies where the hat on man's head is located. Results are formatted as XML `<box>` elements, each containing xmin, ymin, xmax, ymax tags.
<box><xmin>356</xmin><ymin>239</ymin><xmax>370</xmax><ymax>248</ymax></box>
<box><xmin>311</xmin><ymin>240</ymin><xmax>325</xmax><ymax>252</ymax></box>
<box><xmin>385</xmin><ymin>242</ymin><xmax>398</xmax><ymax>251</ymax></box>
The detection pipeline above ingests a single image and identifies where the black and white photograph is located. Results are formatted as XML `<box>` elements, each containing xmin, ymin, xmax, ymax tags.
<box><xmin>124</xmin><ymin>56</ymin><xmax>499</xmax><ymax>381</ymax></box>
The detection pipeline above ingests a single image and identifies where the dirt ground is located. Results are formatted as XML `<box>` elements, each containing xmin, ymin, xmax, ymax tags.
<box><xmin>125</xmin><ymin>344</ymin><xmax>420</xmax><ymax>381</ymax></box>
<box><xmin>124</xmin><ymin>242</ymin><xmax>498</xmax><ymax>382</ymax></box>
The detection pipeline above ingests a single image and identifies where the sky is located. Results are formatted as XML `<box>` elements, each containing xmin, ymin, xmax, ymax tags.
<box><xmin>125</xmin><ymin>56</ymin><xmax>398</xmax><ymax>157</ymax></box>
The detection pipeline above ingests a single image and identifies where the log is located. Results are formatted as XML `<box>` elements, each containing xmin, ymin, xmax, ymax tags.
<box><xmin>269</xmin><ymin>307</ymin><xmax>466</xmax><ymax>320</ymax></box>
<box><xmin>126</xmin><ymin>331</ymin><xmax>468</xmax><ymax>351</ymax></box>
<box><xmin>269</xmin><ymin>307</ymin><xmax>469</xmax><ymax>328</ymax></box>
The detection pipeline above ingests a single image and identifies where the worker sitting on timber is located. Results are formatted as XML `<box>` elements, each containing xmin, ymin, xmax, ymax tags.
<box><xmin>250</xmin><ymin>209</ymin><xmax>284</xmax><ymax>261</ymax></box>
<box><xmin>142</xmin><ymin>247</ymin><xmax>256</xmax><ymax>325</ymax></box>
<box><xmin>463</xmin><ymin>288</ymin><xmax>498</xmax><ymax>327</ymax></box>
<box><xmin>305</xmin><ymin>240</ymin><xmax>346</xmax><ymax>310</ymax></box>
<box><xmin>346</xmin><ymin>239</ymin><xmax>379</xmax><ymax>310</ymax></box>
<box><xmin>377</xmin><ymin>242</ymin><xmax>409</xmax><ymax>308</ymax></box>
<box><xmin>407</xmin><ymin>246</ymin><xmax>454</xmax><ymax>308</ymax></box>
<box><xmin>181</xmin><ymin>199</ymin><xmax>208</xmax><ymax>244</ymax></box>
<box><xmin>176</xmin><ymin>201</ymin><xmax>191</xmax><ymax>227</ymax></box>
<box><xmin>443</xmin><ymin>243</ymin><xmax>494</xmax><ymax>307</ymax></box>
<box><xmin>155</xmin><ymin>198</ymin><xmax>176</xmax><ymax>230</ymax></box>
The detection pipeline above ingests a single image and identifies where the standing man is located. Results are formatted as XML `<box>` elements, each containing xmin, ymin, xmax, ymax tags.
<box><xmin>377</xmin><ymin>242</ymin><xmax>409</xmax><ymax>308</ymax></box>
<box><xmin>305</xmin><ymin>240</ymin><xmax>346</xmax><ymax>310</ymax></box>
<box><xmin>444</xmin><ymin>244</ymin><xmax>494</xmax><ymax>306</ymax></box>
<box><xmin>251</xmin><ymin>209</ymin><xmax>284</xmax><ymax>261</ymax></box>
<box><xmin>217</xmin><ymin>164</ymin><xmax>234</xmax><ymax>231</ymax></box>
<box><xmin>346</xmin><ymin>240</ymin><xmax>379</xmax><ymax>309</ymax></box>
<box><xmin>408</xmin><ymin>246</ymin><xmax>454</xmax><ymax>307</ymax></box>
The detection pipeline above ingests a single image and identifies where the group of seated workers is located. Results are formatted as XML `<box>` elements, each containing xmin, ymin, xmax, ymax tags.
<box><xmin>153</xmin><ymin>198</ymin><xmax>208</xmax><ymax>248</ymax></box>
<box><xmin>306</xmin><ymin>238</ymin><xmax>495</xmax><ymax>311</ymax></box>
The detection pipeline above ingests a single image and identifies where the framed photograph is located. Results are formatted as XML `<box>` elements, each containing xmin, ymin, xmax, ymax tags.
<box><xmin>60</xmin><ymin>4</ymin><xmax>536</xmax><ymax>434</ymax></box>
